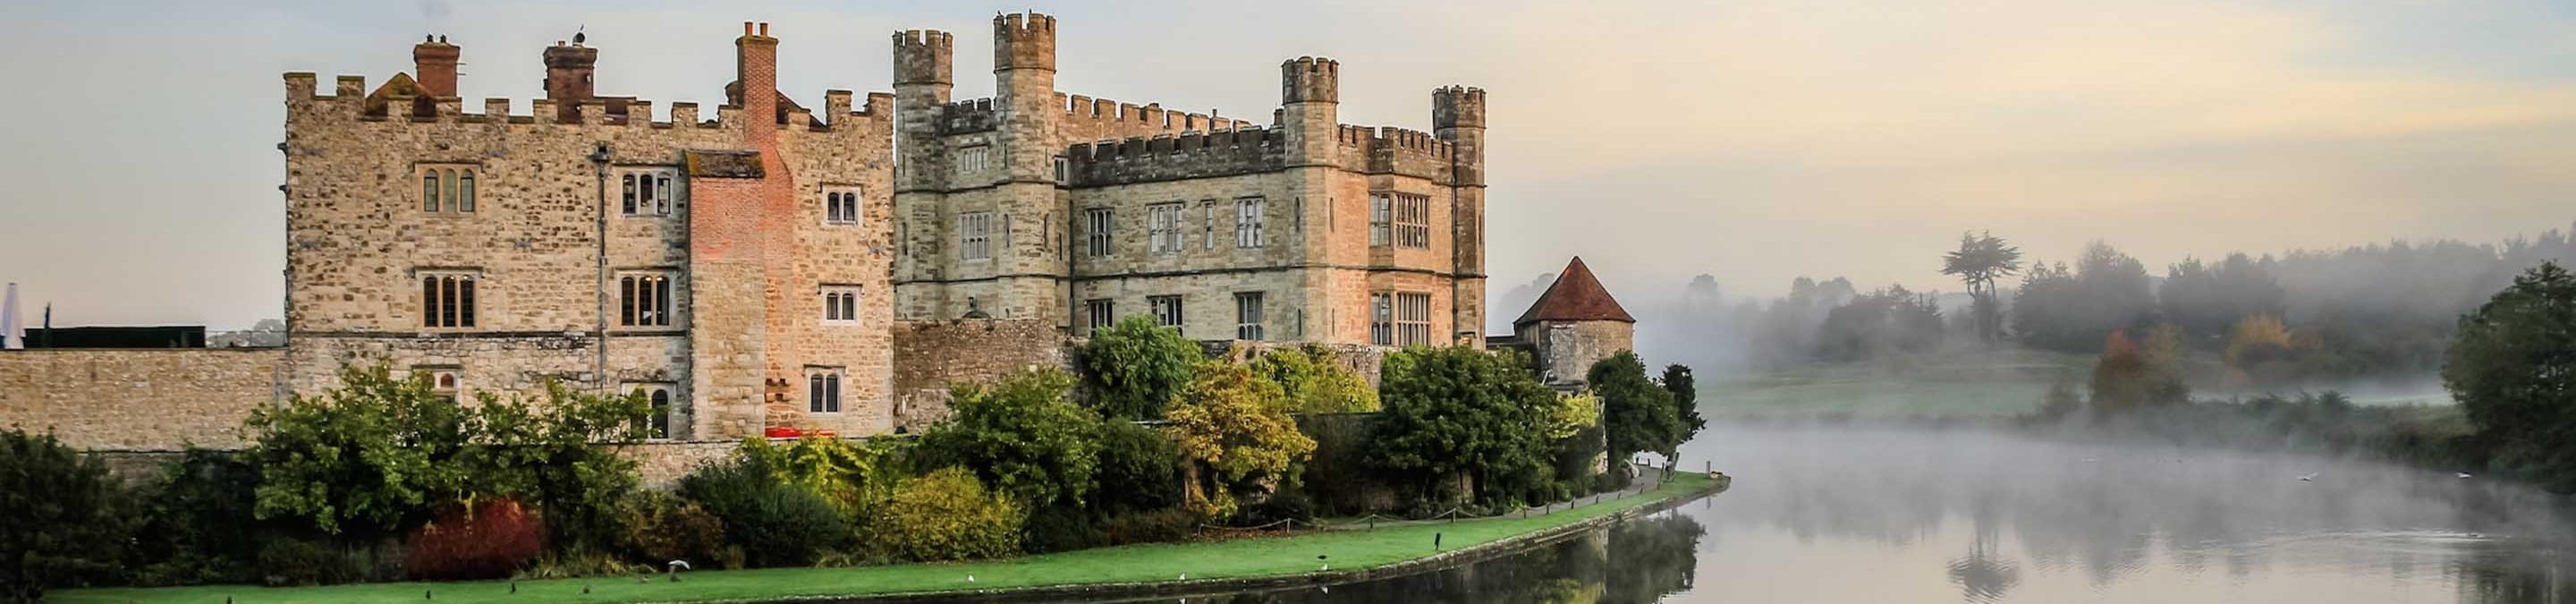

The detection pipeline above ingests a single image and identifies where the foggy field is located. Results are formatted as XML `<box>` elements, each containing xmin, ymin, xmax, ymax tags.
<box><xmin>1699</xmin><ymin>349</ymin><xmax>2087</xmax><ymax>418</ymax></box>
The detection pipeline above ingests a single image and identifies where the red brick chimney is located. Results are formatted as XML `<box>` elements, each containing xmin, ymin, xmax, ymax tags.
<box><xmin>412</xmin><ymin>35</ymin><xmax>459</xmax><ymax>98</ymax></box>
<box><xmin>735</xmin><ymin>21</ymin><xmax>777</xmax><ymax>147</ymax></box>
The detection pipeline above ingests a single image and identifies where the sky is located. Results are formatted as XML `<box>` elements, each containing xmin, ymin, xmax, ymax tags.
<box><xmin>2</xmin><ymin>0</ymin><xmax>2573</xmax><ymax>331</ymax></box>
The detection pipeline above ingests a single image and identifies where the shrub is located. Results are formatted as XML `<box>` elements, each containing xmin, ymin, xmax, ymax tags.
<box><xmin>1079</xmin><ymin>316</ymin><xmax>1202</xmax><ymax>420</ymax></box>
<box><xmin>405</xmin><ymin>498</ymin><xmax>546</xmax><ymax>581</ymax></box>
<box><xmin>732</xmin><ymin>437</ymin><xmax>900</xmax><ymax>514</ymax></box>
<box><xmin>253</xmin><ymin>538</ymin><xmax>335</xmax><ymax>586</ymax></box>
<box><xmin>458</xmin><ymin>383</ymin><xmax>652</xmax><ymax>551</ymax></box>
<box><xmin>1593</xmin><ymin>352</ymin><xmax>1687</xmax><ymax>470</ymax></box>
<box><xmin>616</xmin><ymin>491</ymin><xmax>729</xmax><ymax>567</ymax></box>
<box><xmin>1</xmin><ymin>429</ymin><xmax>140</xmax><ymax>601</ymax></box>
<box><xmin>1099</xmin><ymin>508</ymin><xmax>1197</xmax><ymax>546</ymax></box>
<box><xmin>244</xmin><ymin>365</ymin><xmax>476</xmax><ymax>538</ymax></box>
<box><xmin>1020</xmin><ymin>505</ymin><xmax>1105</xmax><ymax>554</ymax></box>
<box><xmin>918</xmin><ymin>369</ymin><xmax>1103</xmax><ymax>508</ymax></box>
<box><xmin>127</xmin><ymin>449</ymin><xmax>263</xmax><ymax>587</ymax></box>
<box><xmin>1092</xmin><ymin>420</ymin><xmax>1184</xmax><ymax>515</ymax></box>
<box><xmin>869</xmin><ymin>467</ymin><xmax>1024</xmax><ymax>562</ymax></box>
<box><xmin>1235</xmin><ymin>490</ymin><xmax>1317</xmax><ymax>526</ymax></box>
<box><xmin>516</xmin><ymin>549</ymin><xmax>646</xmax><ymax>580</ymax></box>
<box><xmin>676</xmin><ymin>456</ymin><xmax>854</xmax><ymax>568</ymax></box>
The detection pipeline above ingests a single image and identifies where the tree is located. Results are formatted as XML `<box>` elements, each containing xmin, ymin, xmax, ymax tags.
<box><xmin>244</xmin><ymin>366</ymin><xmax>479</xmax><ymax>538</ymax></box>
<box><xmin>1812</xmin><ymin>285</ymin><xmax>1945</xmax><ymax>361</ymax></box>
<box><xmin>2</xmin><ymin>430</ymin><xmax>139</xmax><ymax>602</ymax></box>
<box><xmin>2159</xmin><ymin>253</ymin><xmax>2284</xmax><ymax>345</ymax></box>
<box><xmin>455</xmin><ymin>381</ymin><xmax>651</xmax><ymax>550</ymax></box>
<box><xmin>1250</xmin><ymin>345</ymin><xmax>1379</xmax><ymax>413</ymax></box>
<box><xmin>1080</xmin><ymin>316</ymin><xmax>1203</xmax><ymax>420</ymax></box>
<box><xmin>1592</xmin><ymin>352</ymin><xmax>1688</xmax><ymax>472</ymax></box>
<box><xmin>1370</xmin><ymin>347</ymin><xmax>1558</xmax><ymax>506</ymax></box>
<box><xmin>1164</xmin><ymin>362</ymin><xmax>1315</xmax><ymax>519</ymax></box>
<box><xmin>2444</xmin><ymin>262</ymin><xmax>2576</xmax><ymax>493</ymax></box>
<box><xmin>2223</xmin><ymin>314</ymin><xmax>2300</xmax><ymax>389</ymax></box>
<box><xmin>2015</xmin><ymin>242</ymin><xmax>2156</xmax><ymax>353</ymax></box>
<box><xmin>1940</xmin><ymin>231</ymin><xmax>2023</xmax><ymax>342</ymax></box>
<box><xmin>917</xmin><ymin>368</ymin><xmax>1103</xmax><ymax>509</ymax></box>
<box><xmin>1659</xmin><ymin>364</ymin><xmax>1707</xmax><ymax>438</ymax></box>
<box><xmin>2089</xmin><ymin>327</ymin><xmax>2187</xmax><ymax>413</ymax></box>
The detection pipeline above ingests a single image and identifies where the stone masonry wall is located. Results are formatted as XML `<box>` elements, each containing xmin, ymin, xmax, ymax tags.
<box><xmin>0</xmin><ymin>349</ymin><xmax>284</xmax><ymax>451</ymax></box>
<box><xmin>888</xmin><ymin>319</ymin><xmax>1070</xmax><ymax>430</ymax></box>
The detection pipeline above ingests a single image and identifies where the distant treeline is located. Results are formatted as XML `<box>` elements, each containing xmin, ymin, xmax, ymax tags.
<box><xmin>1650</xmin><ymin>221</ymin><xmax>2574</xmax><ymax>385</ymax></box>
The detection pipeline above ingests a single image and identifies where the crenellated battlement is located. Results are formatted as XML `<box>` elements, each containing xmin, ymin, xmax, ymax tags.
<box><xmin>893</xmin><ymin>30</ymin><xmax>954</xmax><ymax>86</ymax></box>
<box><xmin>941</xmin><ymin>98</ymin><xmax>998</xmax><ymax>132</ymax></box>
<box><xmin>1062</xmin><ymin>127</ymin><xmax>1284</xmax><ymax>185</ymax></box>
<box><xmin>993</xmin><ymin>12</ymin><xmax>1056</xmax><ymax>72</ymax></box>
<box><xmin>284</xmin><ymin>72</ymin><xmax>892</xmax><ymax>131</ymax></box>
<box><xmin>1056</xmin><ymin>92</ymin><xmax>1256</xmax><ymax>141</ymax></box>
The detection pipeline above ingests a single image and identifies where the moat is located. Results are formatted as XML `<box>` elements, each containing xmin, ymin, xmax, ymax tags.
<box><xmin>1094</xmin><ymin>424</ymin><xmax>2576</xmax><ymax>603</ymax></box>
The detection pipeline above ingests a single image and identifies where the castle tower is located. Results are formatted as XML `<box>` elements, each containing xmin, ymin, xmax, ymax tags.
<box><xmin>1436</xmin><ymin>86</ymin><xmax>1488</xmax><ymax>345</ymax></box>
<box><xmin>1513</xmin><ymin>257</ymin><xmax>1637</xmax><ymax>387</ymax></box>
<box><xmin>1280</xmin><ymin>57</ymin><xmax>1339</xmax><ymax>165</ymax></box>
<box><xmin>892</xmin><ymin>29</ymin><xmax>953</xmax><ymax>291</ymax></box>
<box><xmin>987</xmin><ymin>12</ymin><xmax>1068</xmax><ymax>324</ymax></box>
<box><xmin>542</xmin><ymin>39</ymin><xmax>597</xmax><ymax>122</ymax></box>
<box><xmin>412</xmin><ymin>36</ymin><xmax>458</xmax><ymax>98</ymax></box>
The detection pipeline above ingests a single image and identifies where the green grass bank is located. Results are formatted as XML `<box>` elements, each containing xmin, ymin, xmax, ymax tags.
<box><xmin>57</xmin><ymin>472</ymin><xmax>1723</xmax><ymax>604</ymax></box>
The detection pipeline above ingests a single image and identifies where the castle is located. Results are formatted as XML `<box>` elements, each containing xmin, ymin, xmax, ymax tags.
<box><xmin>1</xmin><ymin>13</ymin><xmax>1635</xmax><ymax>452</ymax></box>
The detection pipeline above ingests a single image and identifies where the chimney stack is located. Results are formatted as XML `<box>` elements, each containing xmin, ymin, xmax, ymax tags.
<box><xmin>543</xmin><ymin>38</ymin><xmax>598</xmax><ymax>122</ymax></box>
<box><xmin>412</xmin><ymin>35</ymin><xmax>460</xmax><ymax>98</ymax></box>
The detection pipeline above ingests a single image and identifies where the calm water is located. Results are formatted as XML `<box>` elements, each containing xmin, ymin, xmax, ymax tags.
<box><xmin>1142</xmin><ymin>424</ymin><xmax>2576</xmax><ymax>603</ymax></box>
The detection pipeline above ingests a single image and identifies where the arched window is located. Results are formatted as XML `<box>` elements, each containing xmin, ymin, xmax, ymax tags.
<box><xmin>621</xmin><ymin>174</ymin><xmax>638</xmax><ymax>215</ymax></box>
<box><xmin>824</xmin><ymin>374</ymin><xmax>842</xmax><ymax>413</ymax></box>
<box><xmin>443</xmin><ymin>169</ymin><xmax>460</xmax><ymax>212</ymax></box>
<box><xmin>808</xmin><ymin>375</ymin><xmax>825</xmax><ymax>413</ymax></box>
<box><xmin>424</xmin><ymin>172</ymin><xmax>441</xmax><ymax>211</ymax></box>
<box><xmin>458</xmin><ymin>171</ymin><xmax>475</xmax><ymax>212</ymax></box>
<box><xmin>648</xmin><ymin>389</ymin><xmax>671</xmax><ymax>438</ymax></box>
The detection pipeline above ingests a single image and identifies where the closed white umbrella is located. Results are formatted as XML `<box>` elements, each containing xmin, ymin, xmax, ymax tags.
<box><xmin>1</xmin><ymin>283</ymin><xmax>21</xmax><ymax>350</ymax></box>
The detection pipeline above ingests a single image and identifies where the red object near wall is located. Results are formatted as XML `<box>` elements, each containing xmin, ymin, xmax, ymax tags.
<box><xmin>764</xmin><ymin>426</ymin><xmax>802</xmax><ymax>438</ymax></box>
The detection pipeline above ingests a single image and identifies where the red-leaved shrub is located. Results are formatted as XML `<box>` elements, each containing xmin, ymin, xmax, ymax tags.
<box><xmin>405</xmin><ymin>498</ymin><xmax>546</xmax><ymax>581</ymax></box>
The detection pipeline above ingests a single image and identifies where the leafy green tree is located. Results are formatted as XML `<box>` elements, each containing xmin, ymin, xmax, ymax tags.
<box><xmin>1165</xmin><ymin>362</ymin><xmax>1316</xmax><ymax>519</ymax></box>
<box><xmin>1250</xmin><ymin>345</ymin><xmax>1380</xmax><ymax>413</ymax></box>
<box><xmin>731</xmin><ymin>436</ymin><xmax>902</xmax><ymax>514</ymax></box>
<box><xmin>128</xmin><ymin>450</ymin><xmax>264</xmax><ymax>586</ymax></box>
<box><xmin>2159</xmin><ymin>253</ymin><xmax>2284</xmax><ymax>345</ymax></box>
<box><xmin>1370</xmin><ymin>347</ymin><xmax>1557</xmax><ymax>507</ymax></box>
<box><xmin>918</xmin><ymin>368</ymin><xmax>1103</xmax><ymax>508</ymax></box>
<box><xmin>2445</xmin><ymin>261</ymin><xmax>2576</xmax><ymax>493</ymax></box>
<box><xmin>244</xmin><ymin>365</ymin><xmax>478</xmax><ymax>538</ymax></box>
<box><xmin>2015</xmin><ymin>242</ymin><xmax>2157</xmax><ymax>353</ymax></box>
<box><xmin>869</xmin><ymin>467</ymin><xmax>1025</xmax><ymax>562</ymax></box>
<box><xmin>457</xmin><ymin>382</ymin><xmax>650</xmax><ymax>550</ymax></box>
<box><xmin>1080</xmin><ymin>315</ymin><xmax>1204</xmax><ymax>420</ymax></box>
<box><xmin>1592</xmin><ymin>352</ymin><xmax>1687</xmax><ymax>471</ymax></box>
<box><xmin>2</xmin><ymin>429</ymin><xmax>140</xmax><ymax>602</ymax></box>
<box><xmin>1092</xmin><ymin>420</ymin><xmax>1184</xmax><ymax>515</ymax></box>
<box><xmin>1659</xmin><ymin>364</ymin><xmax>1707</xmax><ymax>437</ymax></box>
<box><xmin>1940</xmin><ymin>231</ymin><xmax>2022</xmax><ymax>342</ymax></box>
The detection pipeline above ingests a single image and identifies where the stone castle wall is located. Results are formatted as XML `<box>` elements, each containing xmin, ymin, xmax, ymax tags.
<box><xmin>0</xmin><ymin>349</ymin><xmax>284</xmax><ymax>451</ymax></box>
<box><xmin>888</xmin><ymin>319</ymin><xmax>1070</xmax><ymax>430</ymax></box>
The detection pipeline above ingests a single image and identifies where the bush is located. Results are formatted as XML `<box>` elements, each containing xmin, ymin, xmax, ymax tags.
<box><xmin>1372</xmin><ymin>347</ymin><xmax>1559</xmax><ymax>508</ymax></box>
<box><xmin>1092</xmin><ymin>420</ymin><xmax>1184</xmax><ymax>515</ymax></box>
<box><xmin>1099</xmin><ymin>508</ymin><xmax>1197</xmax><ymax>546</ymax></box>
<box><xmin>616</xmin><ymin>491</ymin><xmax>729</xmax><ymax>568</ymax></box>
<box><xmin>1020</xmin><ymin>505</ymin><xmax>1105</xmax><ymax>554</ymax></box>
<box><xmin>253</xmin><ymin>538</ymin><xmax>394</xmax><ymax>586</ymax></box>
<box><xmin>1</xmin><ymin>429</ymin><xmax>140</xmax><ymax>601</ymax></box>
<box><xmin>1079</xmin><ymin>316</ymin><xmax>1202</xmax><ymax>420</ymax></box>
<box><xmin>405</xmin><ymin>498</ymin><xmax>546</xmax><ymax>581</ymax></box>
<box><xmin>732</xmin><ymin>437</ymin><xmax>901</xmax><ymax>514</ymax></box>
<box><xmin>918</xmin><ymin>369</ymin><xmax>1103</xmax><ymax>508</ymax></box>
<box><xmin>869</xmin><ymin>467</ymin><xmax>1024</xmax><ymax>562</ymax></box>
<box><xmin>127</xmin><ymin>449</ymin><xmax>263</xmax><ymax>587</ymax></box>
<box><xmin>676</xmin><ymin>455</ymin><xmax>855</xmax><ymax>568</ymax></box>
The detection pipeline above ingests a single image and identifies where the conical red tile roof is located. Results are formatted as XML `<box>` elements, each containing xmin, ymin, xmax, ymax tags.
<box><xmin>1513</xmin><ymin>257</ymin><xmax>1635</xmax><ymax>326</ymax></box>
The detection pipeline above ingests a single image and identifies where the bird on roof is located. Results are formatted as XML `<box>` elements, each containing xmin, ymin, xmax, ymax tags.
<box><xmin>572</xmin><ymin>25</ymin><xmax>586</xmax><ymax>45</ymax></box>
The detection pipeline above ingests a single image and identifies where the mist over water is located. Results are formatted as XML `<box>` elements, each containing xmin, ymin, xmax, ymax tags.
<box><xmin>1106</xmin><ymin>423</ymin><xmax>2576</xmax><ymax>603</ymax></box>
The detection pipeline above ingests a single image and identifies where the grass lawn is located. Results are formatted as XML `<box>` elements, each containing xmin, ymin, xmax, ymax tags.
<box><xmin>56</xmin><ymin>473</ymin><xmax>1718</xmax><ymax>604</ymax></box>
<box><xmin>1703</xmin><ymin>348</ymin><xmax>2089</xmax><ymax>419</ymax></box>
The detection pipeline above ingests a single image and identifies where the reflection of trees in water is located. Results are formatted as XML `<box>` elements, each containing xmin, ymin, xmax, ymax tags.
<box><xmin>1947</xmin><ymin>492</ymin><xmax>2021</xmax><ymax>602</ymax></box>
<box><xmin>2455</xmin><ymin>544</ymin><xmax>2575</xmax><ymax>604</ymax></box>
<box><xmin>1692</xmin><ymin>426</ymin><xmax>2576</xmax><ymax>596</ymax></box>
<box><xmin>1169</xmin><ymin>513</ymin><xmax>1705</xmax><ymax>604</ymax></box>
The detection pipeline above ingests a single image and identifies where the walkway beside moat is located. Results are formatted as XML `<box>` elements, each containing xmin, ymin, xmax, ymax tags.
<box><xmin>57</xmin><ymin>469</ymin><xmax>1725</xmax><ymax>604</ymax></box>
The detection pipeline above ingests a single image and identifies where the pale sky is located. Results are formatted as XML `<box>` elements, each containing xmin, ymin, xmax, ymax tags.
<box><xmin>4</xmin><ymin>0</ymin><xmax>2573</xmax><ymax>331</ymax></box>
